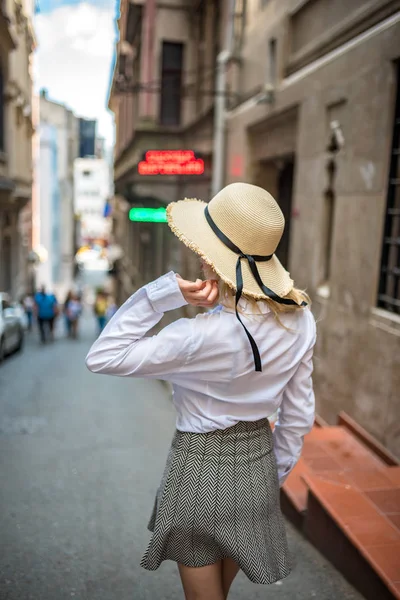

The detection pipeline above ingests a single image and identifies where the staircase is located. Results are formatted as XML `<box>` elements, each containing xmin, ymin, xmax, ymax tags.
<box><xmin>281</xmin><ymin>412</ymin><xmax>400</xmax><ymax>600</ymax></box>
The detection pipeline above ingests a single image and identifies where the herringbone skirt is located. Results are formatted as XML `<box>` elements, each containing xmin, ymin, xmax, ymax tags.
<box><xmin>140</xmin><ymin>418</ymin><xmax>291</xmax><ymax>584</ymax></box>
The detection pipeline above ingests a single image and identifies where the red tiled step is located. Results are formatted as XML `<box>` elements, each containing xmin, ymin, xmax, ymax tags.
<box><xmin>281</xmin><ymin>421</ymin><xmax>400</xmax><ymax>599</ymax></box>
<box><xmin>282</xmin><ymin>424</ymin><xmax>391</xmax><ymax>515</ymax></box>
<box><xmin>387</xmin><ymin>467</ymin><xmax>400</xmax><ymax>487</ymax></box>
<box><xmin>338</xmin><ymin>411</ymin><xmax>400</xmax><ymax>467</ymax></box>
<box><xmin>303</xmin><ymin>474</ymin><xmax>400</xmax><ymax>600</ymax></box>
<box><xmin>305</xmin><ymin>426</ymin><xmax>388</xmax><ymax>470</ymax></box>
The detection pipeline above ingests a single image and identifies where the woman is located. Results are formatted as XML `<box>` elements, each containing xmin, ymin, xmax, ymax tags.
<box><xmin>93</xmin><ymin>290</ymin><xmax>108</xmax><ymax>334</ymax></box>
<box><xmin>105</xmin><ymin>296</ymin><xmax>117</xmax><ymax>323</ymax></box>
<box><xmin>86</xmin><ymin>183</ymin><xmax>316</xmax><ymax>600</ymax></box>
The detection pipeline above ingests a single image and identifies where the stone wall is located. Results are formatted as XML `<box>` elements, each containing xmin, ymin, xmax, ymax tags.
<box><xmin>225</xmin><ymin>2</ymin><xmax>400</xmax><ymax>456</ymax></box>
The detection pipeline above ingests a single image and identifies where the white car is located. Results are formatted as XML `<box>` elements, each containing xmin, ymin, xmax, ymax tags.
<box><xmin>0</xmin><ymin>293</ymin><xmax>24</xmax><ymax>362</ymax></box>
<box><xmin>11</xmin><ymin>302</ymin><xmax>29</xmax><ymax>330</ymax></box>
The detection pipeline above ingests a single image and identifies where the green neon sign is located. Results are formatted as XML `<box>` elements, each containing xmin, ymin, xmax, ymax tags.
<box><xmin>129</xmin><ymin>207</ymin><xmax>167</xmax><ymax>223</ymax></box>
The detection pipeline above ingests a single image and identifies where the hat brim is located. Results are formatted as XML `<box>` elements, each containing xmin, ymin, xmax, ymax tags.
<box><xmin>167</xmin><ymin>199</ymin><xmax>294</xmax><ymax>300</ymax></box>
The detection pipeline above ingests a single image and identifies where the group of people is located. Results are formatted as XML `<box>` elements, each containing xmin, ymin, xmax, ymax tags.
<box><xmin>21</xmin><ymin>287</ymin><xmax>117</xmax><ymax>343</ymax></box>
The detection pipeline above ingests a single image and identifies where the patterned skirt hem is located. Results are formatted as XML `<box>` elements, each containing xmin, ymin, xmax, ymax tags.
<box><xmin>140</xmin><ymin>554</ymin><xmax>292</xmax><ymax>585</ymax></box>
<box><xmin>140</xmin><ymin>419</ymin><xmax>292</xmax><ymax>585</ymax></box>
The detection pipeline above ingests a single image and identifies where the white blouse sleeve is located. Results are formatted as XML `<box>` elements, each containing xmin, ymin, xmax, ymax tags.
<box><xmin>272</xmin><ymin>315</ymin><xmax>316</xmax><ymax>486</ymax></box>
<box><xmin>85</xmin><ymin>272</ymin><xmax>193</xmax><ymax>381</ymax></box>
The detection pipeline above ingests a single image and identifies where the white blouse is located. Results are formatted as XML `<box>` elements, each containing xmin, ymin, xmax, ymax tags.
<box><xmin>86</xmin><ymin>271</ymin><xmax>316</xmax><ymax>485</ymax></box>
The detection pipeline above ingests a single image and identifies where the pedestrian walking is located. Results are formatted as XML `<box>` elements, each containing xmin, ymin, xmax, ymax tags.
<box><xmin>66</xmin><ymin>293</ymin><xmax>82</xmax><ymax>339</ymax></box>
<box><xmin>86</xmin><ymin>183</ymin><xmax>316</xmax><ymax>600</ymax></box>
<box><xmin>93</xmin><ymin>290</ymin><xmax>107</xmax><ymax>333</ymax></box>
<box><xmin>34</xmin><ymin>286</ymin><xmax>58</xmax><ymax>343</ymax></box>
<box><xmin>106</xmin><ymin>296</ymin><xmax>117</xmax><ymax>323</ymax></box>
<box><xmin>23</xmin><ymin>294</ymin><xmax>34</xmax><ymax>331</ymax></box>
<box><xmin>63</xmin><ymin>291</ymin><xmax>73</xmax><ymax>337</ymax></box>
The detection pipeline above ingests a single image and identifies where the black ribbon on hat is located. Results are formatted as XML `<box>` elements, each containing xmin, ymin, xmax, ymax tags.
<box><xmin>204</xmin><ymin>205</ymin><xmax>307</xmax><ymax>372</ymax></box>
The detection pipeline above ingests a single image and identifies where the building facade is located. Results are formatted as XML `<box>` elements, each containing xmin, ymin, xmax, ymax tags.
<box><xmin>223</xmin><ymin>0</ymin><xmax>400</xmax><ymax>456</ymax></box>
<box><xmin>74</xmin><ymin>157</ymin><xmax>111</xmax><ymax>246</ymax></box>
<box><xmin>109</xmin><ymin>0</ymin><xmax>400</xmax><ymax>456</ymax></box>
<box><xmin>39</xmin><ymin>91</ymin><xmax>80</xmax><ymax>297</ymax></box>
<box><xmin>109</xmin><ymin>0</ymin><xmax>228</xmax><ymax>303</ymax></box>
<box><xmin>36</xmin><ymin>123</ymin><xmax>60</xmax><ymax>291</ymax></box>
<box><xmin>0</xmin><ymin>0</ymin><xmax>35</xmax><ymax>298</ymax></box>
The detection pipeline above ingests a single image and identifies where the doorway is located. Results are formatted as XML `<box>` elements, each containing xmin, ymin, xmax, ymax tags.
<box><xmin>255</xmin><ymin>157</ymin><xmax>295</xmax><ymax>270</ymax></box>
<box><xmin>276</xmin><ymin>159</ymin><xmax>294</xmax><ymax>269</ymax></box>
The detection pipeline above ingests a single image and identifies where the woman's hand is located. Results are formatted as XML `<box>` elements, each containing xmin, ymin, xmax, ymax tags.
<box><xmin>176</xmin><ymin>275</ymin><xmax>219</xmax><ymax>307</ymax></box>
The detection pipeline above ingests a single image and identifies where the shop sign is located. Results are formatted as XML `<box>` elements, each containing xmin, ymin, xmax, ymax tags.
<box><xmin>129</xmin><ymin>207</ymin><xmax>167</xmax><ymax>223</ymax></box>
<box><xmin>138</xmin><ymin>150</ymin><xmax>204</xmax><ymax>176</ymax></box>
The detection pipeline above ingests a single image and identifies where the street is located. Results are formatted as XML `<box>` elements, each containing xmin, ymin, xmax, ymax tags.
<box><xmin>0</xmin><ymin>315</ymin><xmax>363</xmax><ymax>600</ymax></box>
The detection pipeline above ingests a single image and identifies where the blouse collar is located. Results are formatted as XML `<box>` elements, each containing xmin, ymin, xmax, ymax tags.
<box><xmin>220</xmin><ymin>297</ymin><xmax>271</xmax><ymax>315</ymax></box>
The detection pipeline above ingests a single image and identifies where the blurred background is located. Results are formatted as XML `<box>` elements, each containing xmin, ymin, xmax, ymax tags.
<box><xmin>0</xmin><ymin>1</ymin><xmax>400</xmax><ymax>599</ymax></box>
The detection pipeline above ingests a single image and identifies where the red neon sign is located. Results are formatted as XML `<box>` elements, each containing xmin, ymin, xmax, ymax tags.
<box><xmin>138</xmin><ymin>150</ymin><xmax>204</xmax><ymax>176</ymax></box>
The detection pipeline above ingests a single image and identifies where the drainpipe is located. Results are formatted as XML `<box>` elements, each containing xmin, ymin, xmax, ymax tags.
<box><xmin>211</xmin><ymin>0</ymin><xmax>236</xmax><ymax>197</ymax></box>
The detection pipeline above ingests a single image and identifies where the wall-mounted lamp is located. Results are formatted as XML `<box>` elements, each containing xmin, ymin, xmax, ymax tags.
<box><xmin>15</xmin><ymin>94</ymin><xmax>24</xmax><ymax>108</ymax></box>
<box><xmin>328</xmin><ymin>120</ymin><xmax>345</xmax><ymax>152</ymax></box>
<box><xmin>256</xmin><ymin>83</ymin><xmax>275</xmax><ymax>105</ymax></box>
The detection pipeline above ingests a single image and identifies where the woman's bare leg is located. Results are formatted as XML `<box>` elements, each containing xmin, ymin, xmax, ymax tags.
<box><xmin>178</xmin><ymin>561</ymin><xmax>224</xmax><ymax>600</ymax></box>
<box><xmin>222</xmin><ymin>557</ymin><xmax>240</xmax><ymax>599</ymax></box>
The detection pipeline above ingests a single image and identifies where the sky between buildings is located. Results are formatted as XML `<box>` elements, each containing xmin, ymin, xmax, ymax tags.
<box><xmin>34</xmin><ymin>0</ymin><xmax>118</xmax><ymax>147</ymax></box>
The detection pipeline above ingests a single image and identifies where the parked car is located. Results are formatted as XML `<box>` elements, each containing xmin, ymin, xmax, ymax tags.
<box><xmin>0</xmin><ymin>293</ymin><xmax>24</xmax><ymax>362</ymax></box>
<box><xmin>11</xmin><ymin>301</ymin><xmax>29</xmax><ymax>330</ymax></box>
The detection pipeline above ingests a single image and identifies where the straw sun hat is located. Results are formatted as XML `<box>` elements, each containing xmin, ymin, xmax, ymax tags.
<box><xmin>167</xmin><ymin>183</ymin><xmax>306</xmax><ymax>372</ymax></box>
<box><xmin>167</xmin><ymin>182</ymin><xmax>296</xmax><ymax>301</ymax></box>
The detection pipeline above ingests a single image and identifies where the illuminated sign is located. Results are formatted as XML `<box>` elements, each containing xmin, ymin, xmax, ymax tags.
<box><xmin>138</xmin><ymin>150</ymin><xmax>204</xmax><ymax>176</ymax></box>
<box><xmin>129</xmin><ymin>207</ymin><xmax>167</xmax><ymax>223</ymax></box>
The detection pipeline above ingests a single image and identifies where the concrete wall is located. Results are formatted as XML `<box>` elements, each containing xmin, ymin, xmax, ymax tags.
<box><xmin>225</xmin><ymin>0</ymin><xmax>400</xmax><ymax>456</ymax></box>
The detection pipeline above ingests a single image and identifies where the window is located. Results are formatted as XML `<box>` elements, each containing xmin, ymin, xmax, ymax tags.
<box><xmin>268</xmin><ymin>38</ymin><xmax>277</xmax><ymax>85</ymax></box>
<box><xmin>160</xmin><ymin>42</ymin><xmax>184</xmax><ymax>127</ymax></box>
<box><xmin>378</xmin><ymin>62</ymin><xmax>400</xmax><ymax>314</ymax></box>
<box><xmin>0</xmin><ymin>65</ymin><xmax>4</xmax><ymax>152</ymax></box>
<box><xmin>83</xmin><ymin>170</ymin><xmax>91</xmax><ymax>177</ymax></box>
